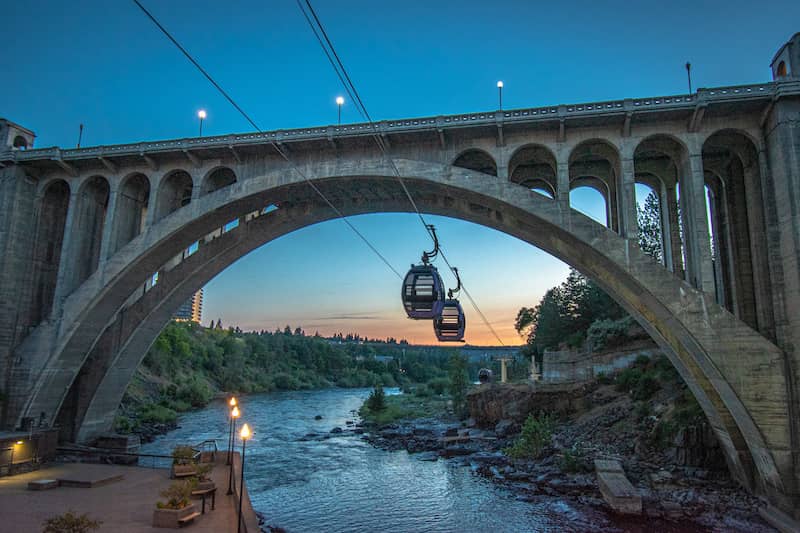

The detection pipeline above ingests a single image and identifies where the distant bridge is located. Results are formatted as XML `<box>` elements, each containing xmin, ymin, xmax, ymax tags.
<box><xmin>1</xmin><ymin>33</ymin><xmax>800</xmax><ymax>519</ymax></box>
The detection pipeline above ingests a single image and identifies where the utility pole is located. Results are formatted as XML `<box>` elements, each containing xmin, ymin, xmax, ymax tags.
<box><xmin>77</xmin><ymin>124</ymin><xmax>84</xmax><ymax>148</ymax></box>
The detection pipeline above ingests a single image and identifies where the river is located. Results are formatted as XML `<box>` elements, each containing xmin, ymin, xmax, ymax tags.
<box><xmin>140</xmin><ymin>388</ymin><xmax>706</xmax><ymax>532</ymax></box>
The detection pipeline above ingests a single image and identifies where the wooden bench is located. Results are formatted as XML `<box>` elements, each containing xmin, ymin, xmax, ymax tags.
<box><xmin>177</xmin><ymin>511</ymin><xmax>201</xmax><ymax>527</ymax></box>
<box><xmin>191</xmin><ymin>487</ymin><xmax>216</xmax><ymax>514</ymax></box>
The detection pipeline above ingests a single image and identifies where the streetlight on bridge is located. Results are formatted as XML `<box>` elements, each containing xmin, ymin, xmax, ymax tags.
<box><xmin>198</xmin><ymin>109</ymin><xmax>207</xmax><ymax>136</ymax></box>
<box><xmin>336</xmin><ymin>96</ymin><xmax>344</xmax><ymax>125</ymax></box>
<box><xmin>497</xmin><ymin>81</ymin><xmax>504</xmax><ymax>110</ymax></box>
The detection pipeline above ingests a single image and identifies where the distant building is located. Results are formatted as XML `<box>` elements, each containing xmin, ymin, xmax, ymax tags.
<box><xmin>174</xmin><ymin>288</ymin><xmax>203</xmax><ymax>323</ymax></box>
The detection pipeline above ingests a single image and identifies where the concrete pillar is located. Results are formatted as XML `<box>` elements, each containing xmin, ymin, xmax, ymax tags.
<box><xmin>500</xmin><ymin>358</ymin><xmax>509</xmax><ymax>383</ymax></box>
<box><xmin>97</xmin><ymin>182</ymin><xmax>119</xmax><ymax>277</ymax></box>
<box><xmin>744</xmin><ymin>151</ymin><xmax>775</xmax><ymax>340</ymax></box>
<box><xmin>664</xmin><ymin>182</ymin><xmax>684</xmax><ymax>276</ymax></box>
<box><xmin>619</xmin><ymin>156</ymin><xmax>639</xmax><ymax>241</ymax></box>
<box><xmin>556</xmin><ymin>159</ymin><xmax>570</xmax><ymax>211</ymax></box>
<box><xmin>51</xmin><ymin>191</ymin><xmax>80</xmax><ymax>314</ymax></box>
<box><xmin>681</xmin><ymin>152</ymin><xmax>715</xmax><ymax>293</ymax></box>
<box><xmin>143</xmin><ymin>175</ymin><xmax>160</xmax><ymax>230</ymax></box>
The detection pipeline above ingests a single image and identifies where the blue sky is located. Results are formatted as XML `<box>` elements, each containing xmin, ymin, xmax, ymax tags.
<box><xmin>3</xmin><ymin>1</ymin><xmax>797</xmax><ymax>344</ymax></box>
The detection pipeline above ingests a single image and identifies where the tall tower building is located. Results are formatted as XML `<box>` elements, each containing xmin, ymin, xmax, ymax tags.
<box><xmin>173</xmin><ymin>288</ymin><xmax>203</xmax><ymax>323</ymax></box>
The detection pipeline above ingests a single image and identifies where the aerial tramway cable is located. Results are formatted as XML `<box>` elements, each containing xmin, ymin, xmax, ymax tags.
<box><xmin>131</xmin><ymin>0</ymin><xmax>402</xmax><ymax>281</ymax></box>
<box><xmin>297</xmin><ymin>0</ymin><xmax>504</xmax><ymax>345</ymax></box>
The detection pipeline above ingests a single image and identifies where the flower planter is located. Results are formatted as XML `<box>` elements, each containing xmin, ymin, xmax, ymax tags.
<box><xmin>193</xmin><ymin>480</ymin><xmax>215</xmax><ymax>493</ymax></box>
<box><xmin>170</xmin><ymin>464</ymin><xmax>198</xmax><ymax>479</ymax></box>
<box><xmin>152</xmin><ymin>503</ymin><xmax>200</xmax><ymax>528</ymax></box>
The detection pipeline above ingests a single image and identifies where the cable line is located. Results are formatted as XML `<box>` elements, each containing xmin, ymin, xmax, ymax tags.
<box><xmin>131</xmin><ymin>0</ymin><xmax>402</xmax><ymax>280</ymax></box>
<box><xmin>298</xmin><ymin>0</ymin><xmax>505</xmax><ymax>345</ymax></box>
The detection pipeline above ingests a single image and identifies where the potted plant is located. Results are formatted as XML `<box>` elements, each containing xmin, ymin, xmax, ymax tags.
<box><xmin>170</xmin><ymin>445</ymin><xmax>197</xmax><ymax>479</ymax></box>
<box><xmin>152</xmin><ymin>480</ymin><xmax>199</xmax><ymax>528</ymax></box>
<box><xmin>191</xmin><ymin>463</ymin><xmax>215</xmax><ymax>492</ymax></box>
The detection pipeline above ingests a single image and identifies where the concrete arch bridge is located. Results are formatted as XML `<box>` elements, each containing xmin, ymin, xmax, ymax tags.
<box><xmin>1</xmin><ymin>60</ymin><xmax>800</xmax><ymax>517</ymax></box>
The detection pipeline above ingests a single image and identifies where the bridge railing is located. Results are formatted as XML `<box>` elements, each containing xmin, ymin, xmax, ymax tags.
<box><xmin>0</xmin><ymin>82</ymin><xmax>782</xmax><ymax>164</ymax></box>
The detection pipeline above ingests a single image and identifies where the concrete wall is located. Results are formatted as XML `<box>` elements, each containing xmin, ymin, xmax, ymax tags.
<box><xmin>542</xmin><ymin>347</ymin><xmax>661</xmax><ymax>383</ymax></box>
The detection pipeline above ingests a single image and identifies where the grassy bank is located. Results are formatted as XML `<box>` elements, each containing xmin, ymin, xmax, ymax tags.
<box><xmin>358</xmin><ymin>390</ymin><xmax>451</xmax><ymax>426</ymax></box>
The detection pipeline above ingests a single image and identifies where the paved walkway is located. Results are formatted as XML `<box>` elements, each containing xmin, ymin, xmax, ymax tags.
<box><xmin>0</xmin><ymin>460</ymin><xmax>253</xmax><ymax>532</ymax></box>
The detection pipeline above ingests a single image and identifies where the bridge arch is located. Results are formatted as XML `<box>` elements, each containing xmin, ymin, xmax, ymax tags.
<box><xmin>28</xmin><ymin>179</ymin><xmax>70</xmax><ymax>325</ymax></box>
<box><xmin>154</xmin><ymin>169</ymin><xmax>193</xmax><ymax>222</ymax></box>
<box><xmin>110</xmin><ymin>172</ymin><xmax>150</xmax><ymax>255</ymax></box>
<box><xmin>10</xmin><ymin>157</ymin><xmax>797</xmax><ymax>512</ymax></box>
<box><xmin>508</xmin><ymin>143</ymin><xmax>557</xmax><ymax>198</ymax></box>
<box><xmin>201</xmin><ymin>166</ymin><xmax>237</xmax><ymax>196</ymax></box>
<box><xmin>702</xmin><ymin>129</ymin><xmax>774</xmax><ymax>338</ymax></box>
<box><xmin>569</xmin><ymin>139</ymin><xmax>620</xmax><ymax>232</ymax></box>
<box><xmin>452</xmin><ymin>148</ymin><xmax>497</xmax><ymax>176</ymax></box>
<box><xmin>67</xmin><ymin>175</ymin><xmax>109</xmax><ymax>292</ymax></box>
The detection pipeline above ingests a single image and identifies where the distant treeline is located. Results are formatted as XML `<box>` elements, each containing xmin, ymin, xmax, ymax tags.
<box><xmin>117</xmin><ymin>321</ymin><xmax>475</xmax><ymax>433</ymax></box>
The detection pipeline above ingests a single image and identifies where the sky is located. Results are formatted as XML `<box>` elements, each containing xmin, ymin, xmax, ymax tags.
<box><xmin>2</xmin><ymin>1</ymin><xmax>797</xmax><ymax>345</ymax></box>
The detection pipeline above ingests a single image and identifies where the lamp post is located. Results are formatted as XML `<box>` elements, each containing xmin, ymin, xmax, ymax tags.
<box><xmin>685</xmin><ymin>62</ymin><xmax>692</xmax><ymax>94</ymax></box>
<box><xmin>198</xmin><ymin>109</ymin><xmax>207</xmax><ymax>136</ymax></box>
<box><xmin>237</xmin><ymin>424</ymin><xmax>252</xmax><ymax>533</ymax></box>
<box><xmin>226</xmin><ymin>397</ymin><xmax>237</xmax><ymax>465</ymax></box>
<box><xmin>227</xmin><ymin>405</ymin><xmax>240</xmax><ymax>495</ymax></box>
<box><xmin>497</xmin><ymin>81</ymin><xmax>504</xmax><ymax>109</ymax></box>
<box><xmin>336</xmin><ymin>96</ymin><xmax>344</xmax><ymax>125</ymax></box>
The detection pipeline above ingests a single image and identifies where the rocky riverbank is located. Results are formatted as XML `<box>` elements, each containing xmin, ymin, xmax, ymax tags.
<box><xmin>359</xmin><ymin>371</ymin><xmax>775</xmax><ymax>531</ymax></box>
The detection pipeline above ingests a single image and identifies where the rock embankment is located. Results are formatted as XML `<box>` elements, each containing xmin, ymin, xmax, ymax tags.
<box><xmin>361</xmin><ymin>380</ymin><xmax>775</xmax><ymax>532</ymax></box>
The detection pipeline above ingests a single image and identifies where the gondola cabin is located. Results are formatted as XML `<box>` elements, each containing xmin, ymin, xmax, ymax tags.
<box><xmin>402</xmin><ymin>265</ymin><xmax>445</xmax><ymax>319</ymax></box>
<box><xmin>434</xmin><ymin>299</ymin><xmax>466</xmax><ymax>342</ymax></box>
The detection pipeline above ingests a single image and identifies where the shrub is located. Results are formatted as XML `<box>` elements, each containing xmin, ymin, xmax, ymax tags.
<box><xmin>172</xmin><ymin>445</ymin><xmax>196</xmax><ymax>465</ymax></box>
<box><xmin>633</xmin><ymin>401</ymin><xmax>652</xmax><ymax>419</ymax></box>
<box><xmin>138</xmin><ymin>403</ymin><xmax>177</xmax><ymax>425</ymax></box>
<box><xmin>587</xmin><ymin>316</ymin><xmax>635</xmax><ymax>350</ymax></box>
<box><xmin>365</xmin><ymin>385</ymin><xmax>386</xmax><ymax>412</ymax></box>
<box><xmin>505</xmin><ymin>413</ymin><xmax>555</xmax><ymax>459</ymax></box>
<box><xmin>427</xmin><ymin>377</ymin><xmax>450</xmax><ymax>396</ymax></box>
<box><xmin>615</xmin><ymin>367</ymin><xmax>643</xmax><ymax>393</ymax></box>
<box><xmin>157</xmin><ymin>480</ymin><xmax>193</xmax><ymax>510</ymax></box>
<box><xmin>42</xmin><ymin>511</ymin><xmax>101</xmax><ymax>533</ymax></box>
<box><xmin>413</xmin><ymin>384</ymin><xmax>432</xmax><ymax>398</ymax></box>
<box><xmin>176</xmin><ymin>379</ymin><xmax>213</xmax><ymax>407</ymax></box>
<box><xmin>632</xmin><ymin>375</ymin><xmax>660</xmax><ymax>401</ymax></box>
<box><xmin>596</xmin><ymin>372</ymin><xmax>613</xmax><ymax>385</ymax></box>
<box><xmin>193</xmin><ymin>463</ymin><xmax>213</xmax><ymax>482</ymax></box>
<box><xmin>560</xmin><ymin>444</ymin><xmax>589</xmax><ymax>473</ymax></box>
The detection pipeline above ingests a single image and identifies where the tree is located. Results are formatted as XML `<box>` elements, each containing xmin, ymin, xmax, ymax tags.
<box><xmin>637</xmin><ymin>190</ymin><xmax>663</xmax><ymax>263</ymax></box>
<box><xmin>517</xmin><ymin>270</ymin><xmax>627</xmax><ymax>352</ymax></box>
<box><xmin>448</xmin><ymin>353</ymin><xmax>469</xmax><ymax>418</ymax></box>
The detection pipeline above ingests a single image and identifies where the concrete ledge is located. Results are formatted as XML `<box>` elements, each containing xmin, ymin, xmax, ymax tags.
<box><xmin>57</xmin><ymin>472</ymin><xmax>124</xmax><ymax>488</ymax></box>
<box><xmin>595</xmin><ymin>459</ymin><xmax>642</xmax><ymax>514</ymax></box>
<box><xmin>27</xmin><ymin>479</ymin><xmax>58</xmax><ymax>490</ymax></box>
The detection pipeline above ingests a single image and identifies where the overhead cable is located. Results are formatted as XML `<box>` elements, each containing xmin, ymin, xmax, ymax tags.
<box><xmin>131</xmin><ymin>0</ymin><xmax>402</xmax><ymax>280</ymax></box>
<box><xmin>298</xmin><ymin>0</ymin><xmax>505</xmax><ymax>345</ymax></box>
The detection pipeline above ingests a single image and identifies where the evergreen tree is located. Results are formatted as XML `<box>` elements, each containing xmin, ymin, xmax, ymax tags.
<box><xmin>637</xmin><ymin>190</ymin><xmax>663</xmax><ymax>263</ymax></box>
<box><xmin>448</xmin><ymin>353</ymin><xmax>469</xmax><ymax>418</ymax></box>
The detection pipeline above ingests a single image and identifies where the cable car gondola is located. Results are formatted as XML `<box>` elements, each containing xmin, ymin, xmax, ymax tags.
<box><xmin>434</xmin><ymin>268</ymin><xmax>466</xmax><ymax>342</ymax></box>
<box><xmin>401</xmin><ymin>225</ymin><xmax>445</xmax><ymax>319</ymax></box>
